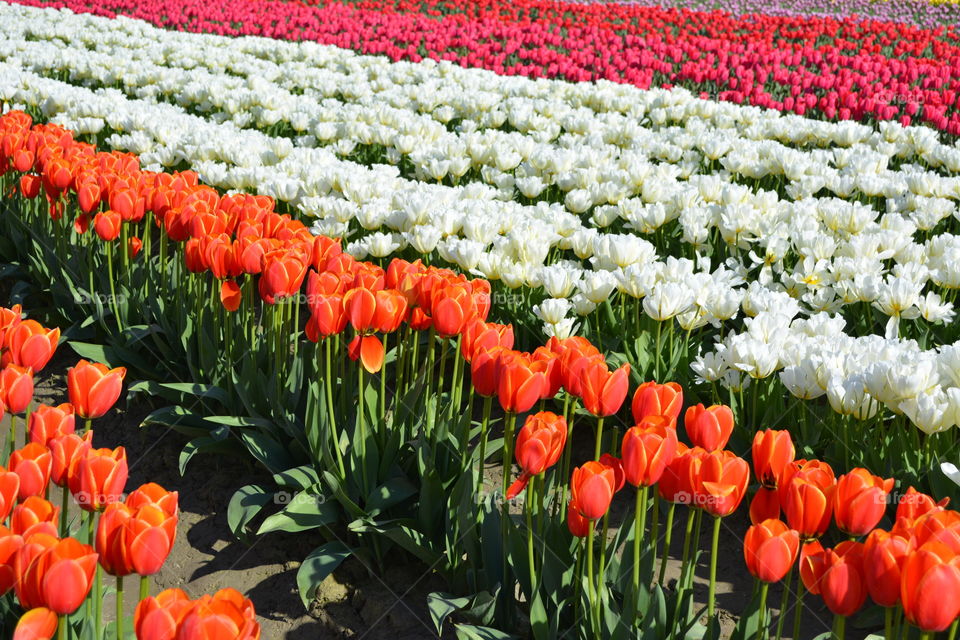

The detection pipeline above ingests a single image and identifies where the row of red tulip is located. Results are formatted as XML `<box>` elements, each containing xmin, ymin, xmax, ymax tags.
<box><xmin>10</xmin><ymin>0</ymin><xmax>960</xmax><ymax>133</ymax></box>
<box><xmin>0</xmin><ymin>304</ymin><xmax>260</xmax><ymax>639</ymax></box>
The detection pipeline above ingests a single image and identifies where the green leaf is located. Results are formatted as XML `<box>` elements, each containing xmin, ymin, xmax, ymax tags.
<box><xmin>529</xmin><ymin>589</ymin><xmax>549</xmax><ymax>640</ymax></box>
<box><xmin>127</xmin><ymin>380</ymin><xmax>230</xmax><ymax>407</ymax></box>
<box><xmin>366</xmin><ymin>477</ymin><xmax>417</xmax><ymax>516</ymax></box>
<box><xmin>273</xmin><ymin>465</ymin><xmax>320</xmax><ymax>491</ymax></box>
<box><xmin>238</xmin><ymin>431</ymin><xmax>295</xmax><ymax>474</ymax></box>
<box><xmin>454</xmin><ymin>624</ymin><xmax>517</xmax><ymax>640</ymax></box>
<box><xmin>139</xmin><ymin>406</ymin><xmax>215</xmax><ymax>439</ymax></box>
<box><xmin>296</xmin><ymin>542</ymin><xmax>352</xmax><ymax>610</ymax></box>
<box><xmin>427</xmin><ymin>592</ymin><xmax>470</xmax><ymax>635</ymax></box>
<box><xmin>226</xmin><ymin>484</ymin><xmax>273</xmax><ymax>543</ymax></box>
<box><xmin>178</xmin><ymin>436</ymin><xmax>236</xmax><ymax>475</ymax></box>
<box><xmin>257</xmin><ymin>490</ymin><xmax>338</xmax><ymax>535</ymax></box>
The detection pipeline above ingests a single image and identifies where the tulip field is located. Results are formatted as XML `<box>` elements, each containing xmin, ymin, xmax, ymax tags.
<box><xmin>3</xmin><ymin>0</ymin><xmax>960</xmax><ymax>638</ymax></box>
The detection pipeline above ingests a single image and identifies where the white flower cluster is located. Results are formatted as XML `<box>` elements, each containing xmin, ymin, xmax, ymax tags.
<box><xmin>3</xmin><ymin>2</ymin><xmax>960</xmax><ymax>435</ymax></box>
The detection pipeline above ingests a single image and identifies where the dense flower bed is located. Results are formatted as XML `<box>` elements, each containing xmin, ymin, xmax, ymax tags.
<box><xmin>6</xmin><ymin>0</ymin><xmax>960</xmax><ymax>135</ymax></box>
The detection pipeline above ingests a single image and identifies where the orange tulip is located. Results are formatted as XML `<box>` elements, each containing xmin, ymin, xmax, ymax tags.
<box><xmin>14</xmin><ymin>533</ymin><xmax>98</xmax><ymax>615</ymax></box>
<box><xmin>598</xmin><ymin>453</ymin><xmax>626</xmax><ymax>493</ymax></box>
<box><xmin>470</xmin><ymin>346</ymin><xmax>505</xmax><ymax>398</ymax></box>
<box><xmin>128</xmin><ymin>236</ymin><xmax>143</xmax><ymax>259</ymax></box>
<box><xmin>13</xmin><ymin>607</ymin><xmax>58</xmax><ymax>640</ymax></box>
<box><xmin>743</xmin><ymin>518</ymin><xmax>800</xmax><ymax>583</ymax></box>
<box><xmin>696</xmin><ymin>449</ymin><xmax>750</xmax><ymax>517</ymax></box>
<box><xmin>630</xmin><ymin>381</ymin><xmax>683</xmax><ymax>425</ymax></box>
<box><xmin>751</xmin><ymin>429</ymin><xmax>795</xmax><ymax>488</ymax></box>
<box><xmin>912</xmin><ymin>510</ymin><xmax>960</xmax><ymax>548</ymax></box>
<box><xmin>461</xmin><ymin>320</ymin><xmax>513</xmax><ymax>363</ymax></box>
<box><xmin>19</xmin><ymin>174</ymin><xmax>40</xmax><ymax>199</ymax></box>
<box><xmin>863</xmin><ymin>529</ymin><xmax>914</xmax><ymax>608</ymax></box>
<box><xmin>96</xmin><ymin>502</ymin><xmax>134</xmax><ymax>577</ymax></box>
<box><xmin>658</xmin><ymin>444</ymin><xmax>704</xmax><ymax>505</ymax></box>
<box><xmin>343</xmin><ymin>287</ymin><xmax>377</xmax><ymax>333</ymax></box>
<box><xmin>567</xmin><ymin>500</ymin><xmax>590</xmax><ymax>538</ymax></box>
<box><xmin>28</xmin><ymin>403</ymin><xmax>75</xmax><ymax>446</ymax></box>
<box><xmin>0</xmin><ymin>525</ymin><xmax>24</xmax><ymax>595</ymax></box>
<box><xmin>71</xmin><ymin>446</ymin><xmax>128</xmax><ymax>512</ymax></box>
<box><xmin>126</xmin><ymin>482</ymin><xmax>179</xmax><ymax>517</ymax></box>
<box><xmin>570</xmin><ymin>460</ymin><xmax>618</xmax><ymax>521</ymax></box>
<box><xmin>580</xmin><ymin>360</ymin><xmax>630</xmax><ymax>417</ymax></box>
<box><xmin>177</xmin><ymin>588</ymin><xmax>261</xmax><ymax>640</ymax></box>
<box><xmin>896</xmin><ymin>487</ymin><xmax>950</xmax><ymax>529</ymax></box>
<box><xmin>1</xmin><ymin>364</ymin><xmax>34</xmax><ymax>414</ymax></box>
<box><xmin>258</xmin><ymin>250</ymin><xmax>308</xmax><ymax>304</ymax></box>
<box><xmin>621</xmin><ymin>415</ymin><xmax>678</xmax><ymax>487</ymax></box>
<box><xmin>93</xmin><ymin>209</ymin><xmax>122</xmax><ymax>241</ymax></box>
<box><xmin>684</xmin><ymin>404</ymin><xmax>734</xmax><ymax>452</ymax></box>
<box><xmin>833</xmin><ymin>468</ymin><xmax>894</xmax><ymax>537</ymax></box>
<box><xmin>819</xmin><ymin>541</ymin><xmax>867</xmax><ymax>617</ymax></box>
<box><xmin>749</xmin><ymin>487</ymin><xmax>781</xmax><ymax>525</ymax></box>
<box><xmin>126</xmin><ymin>502</ymin><xmax>177</xmax><ymax>576</ymax></box>
<box><xmin>77</xmin><ymin>181</ymin><xmax>101</xmax><ymax>213</ymax></box>
<box><xmin>496</xmin><ymin>352</ymin><xmax>547</xmax><ymax>414</ymax></box>
<box><xmin>0</xmin><ymin>304</ymin><xmax>22</xmax><ymax>348</ymax></box>
<box><xmin>0</xmin><ymin>467</ymin><xmax>20</xmax><ymax>522</ymax></box>
<box><xmin>347</xmin><ymin>335</ymin><xmax>384</xmax><ymax>374</ymax></box>
<box><xmin>372</xmin><ymin>289</ymin><xmax>408</xmax><ymax>334</ymax></box>
<box><xmin>781</xmin><ymin>466</ymin><xmax>835</xmax><ymax>540</ymax></box>
<box><xmin>220</xmin><ymin>280</ymin><xmax>243</xmax><ymax>313</ymax></box>
<box><xmin>49</xmin><ymin>432</ymin><xmax>93</xmax><ymax>487</ymax></box>
<box><xmin>10</xmin><ymin>497</ymin><xmax>59</xmax><ymax>535</ymax></box>
<box><xmin>4</xmin><ymin>320</ymin><xmax>58</xmax><ymax>373</ymax></box>
<box><xmin>901</xmin><ymin>542</ymin><xmax>960</xmax><ymax>631</ymax></box>
<box><xmin>506</xmin><ymin>412</ymin><xmax>567</xmax><ymax>499</ymax></box>
<box><xmin>67</xmin><ymin>360</ymin><xmax>126</xmax><ymax>419</ymax></box>
<box><xmin>432</xmin><ymin>284</ymin><xmax>477</xmax><ymax>337</ymax></box>
<box><xmin>9</xmin><ymin>443</ymin><xmax>52</xmax><ymax>501</ymax></box>
<box><xmin>134</xmin><ymin>588</ymin><xmax>195</xmax><ymax>640</ymax></box>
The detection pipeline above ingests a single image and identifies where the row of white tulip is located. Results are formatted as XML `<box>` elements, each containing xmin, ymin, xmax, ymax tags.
<box><xmin>3</xmin><ymin>4</ymin><xmax>960</xmax><ymax>437</ymax></box>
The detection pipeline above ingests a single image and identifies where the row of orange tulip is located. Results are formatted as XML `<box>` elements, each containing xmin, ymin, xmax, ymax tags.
<box><xmin>0</xmin><ymin>303</ymin><xmax>260</xmax><ymax>640</ymax></box>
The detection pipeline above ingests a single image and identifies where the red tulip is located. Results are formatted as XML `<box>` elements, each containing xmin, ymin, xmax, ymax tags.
<box><xmin>751</xmin><ymin>429</ymin><xmax>795</xmax><ymax>488</ymax></box>
<box><xmin>743</xmin><ymin>518</ymin><xmax>800</xmax><ymax>583</ymax></box>
<box><xmin>9</xmin><ymin>443</ymin><xmax>52</xmax><ymax>501</ymax></box>
<box><xmin>684</xmin><ymin>404</ymin><xmax>734</xmax><ymax>452</ymax></box>
<box><xmin>567</xmin><ymin>500</ymin><xmax>590</xmax><ymax>538</ymax></box>
<box><xmin>71</xmin><ymin>446</ymin><xmax>128</xmax><ymax>512</ymax></box>
<box><xmin>343</xmin><ymin>287</ymin><xmax>377</xmax><ymax>333</ymax></box>
<box><xmin>432</xmin><ymin>284</ymin><xmax>476</xmax><ymax>337</ymax></box>
<box><xmin>506</xmin><ymin>411</ymin><xmax>567</xmax><ymax>499</ymax></box>
<box><xmin>177</xmin><ymin>588</ymin><xmax>261</xmax><ymax>640</ymax></box>
<box><xmin>93</xmin><ymin>210</ymin><xmax>122</xmax><ymax>241</ymax></box>
<box><xmin>126</xmin><ymin>482</ymin><xmax>179</xmax><ymax>516</ymax></box>
<box><xmin>0</xmin><ymin>304</ymin><xmax>22</xmax><ymax>349</ymax></box>
<box><xmin>630</xmin><ymin>381</ymin><xmax>683</xmax><ymax>424</ymax></box>
<box><xmin>863</xmin><ymin>529</ymin><xmax>914</xmax><ymax>608</ymax></box>
<box><xmin>833</xmin><ymin>468</ymin><xmax>894</xmax><ymax>537</ymax></box>
<box><xmin>819</xmin><ymin>541</ymin><xmax>867</xmax><ymax>617</ymax></box>
<box><xmin>14</xmin><ymin>533</ymin><xmax>97</xmax><ymax>615</ymax></box>
<box><xmin>901</xmin><ymin>542</ymin><xmax>960</xmax><ymax>632</ymax></box>
<box><xmin>781</xmin><ymin>465</ymin><xmax>836</xmax><ymax>540</ymax></box>
<box><xmin>1</xmin><ymin>364</ymin><xmax>34</xmax><ymax>414</ymax></box>
<box><xmin>0</xmin><ymin>468</ymin><xmax>20</xmax><ymax>522</ymax></box>
<box><xmin>372</xmin><ymin>289</ymin><xmax>408</xmax><ymax>333</ymax></box>
<box><xmin>470</xmin><ymin>346</ymin><xmax>505</xmax><ymax>398</ymax></box>
<box><xmin>570</xmin><ymin>460</ymin><xmax>617</xmax><ymax>521</ymax></box>
<box><xmin>258</xmin><ymin>250</ymin><xmax>308</xmax><ymax>304</ymax></box>
<box><xmin>749</xmin><ymin>486</ymin><xmax>781</xmax><ymax>525</ymax></box>
<box><xmin>28</xmin><ymin>403</ymin><xmax>75</xmax><ymax>446</ymax></box>
<box><xmin>0</xmin><ymin>525</ymin><xmax>23</xmax><ymax>596</ymax></box>
<box><xmin>496</xmin><ymin>351</ymin><xmax>547</xmax><ymax>414</ymax></box>
<box><xmin>67</xmin><ymin>360</ymin><xmax>126</xmax><ymax>419</ymax></box>
<box><xmin>696</xmin><ymin>449</ymin><xmax>749</xmax><ymax>517</ymax></box>
<box><xmin>96</xmin><ymin>502</ymin><xmax>134</xmax><ymax>577</ymax></box>
<box><xmin>128</xmin><ymin>236</ymin><xmax>143</xmax><ymax>259</ymax></box>
<box><xmin>896</xmin><ymin>487</ymin><xmax>950</xmax><ymax>529</ymax></box>
<box><xmin>580</xmin><ymin>360</ymin><xmax>630</xmax><ymax>417</ymax></box>
<box><xmin>10</xmin><ymin>497</ymin><xmax>59</xmax><ymax>536</ymax></box>
<box><xmin>49</xmin><ymin>432</ymin><xmax>93</xmax><ymax>488</ymax></box>
<box><xmin>134</xmin><ymin>588</ymin><xmax>195</xmax><ymax>640</ymax></box>
<box><xmin>461</xmin><ymin>320</ymin><xmax>513</xmax><ymax>363</ymax></box>
<box><xmin>127</xmin><ymin>502</ymin><xmax>177</xmax><ymax>576</ymax></box>
<box><xmin>347</xmin><ymin>335</ymin><xmax>384</xmax><ymax>374</ymax></box>
<box><xmin>4</xmin><ymin>320</ymin><xmax>58</xmax><ymax>373</ymax></box>
<box><xmin>621</xmin><ymin>415</ymin><xmax>677</xmax><ymax>487</ymax></box>
<box><xmin>220</xmin><ymin>280</ymin><xmax>243</xmax><ymax>312</ymax></box>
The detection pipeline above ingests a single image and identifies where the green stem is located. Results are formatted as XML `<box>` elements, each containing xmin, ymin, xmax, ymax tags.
<box><xmin>593</xmin><ymin>416</ymin><xmax>605</xmax><ymax>460</ymax></box>
<box><xmin>650</xmin><ymin>491</ymin><xmax>660</xmax><ymax>577</ymax></box>
<box><xmin>502</xmin><ymin>413</ymin><xmax>517</xmax><ymax>498</ymax></box>
<box><xmin>358</xmin><ymin>364</ymin><xmax>368</xmax><ymax>495</ymax></box>
<box><xmin>94</xmin><ymin>564</ymin><xmax>102</xmax><ymax>640</ymax></box>
<box><xmin>792</xmin><ymin>577</ymin><xmax>805</xmax><ymax>640</ymax></box>
<box><xmin>326</xmin><ymin>339</ymin><xmax>345</xmax><ymax>476</ymax></box>
<box><xmin>526</xmin><ymin>477</ymin><xmax>538</xmax><ymax>596</ymax></box>
<box><xmin>758</xmin><ymin>581</ymin><xmax>770</xmax><ymax>640</ymax></box>
<box><xmin>60</xmin><ymin>484</ymin><xmax>70</xmax><ymax>537</ymax></box>
<box><xmin>833</xmin><ymin>615</ymin><xmax>846</xmax><ymax>640</ymax></box>
<box><xmin>8</xmin><ymin>414</ymin><xmax>16</xmax><ymax>460</ymax></box>
<box><xmin>586</xmin><ymin>520</ymin><xmax>596</xmax><ymax>636</ymax></box>
<box><xmin>475</xmin><ymin>396</ymin><xmax>492</xmax><ymax>490</ymax></box>
<box><xmin>884</xmin><ymin>607</ymin><xmax>893</xmax><ymax>640</ymax></box>
<box><xmin>679</xmin><ymin>507</ymin><xmax>696</xmax><ymax>590</ymax></box>
<box><xmin>380</xmin><ymin>334</ymin><xmax>387</xmax><ymax>426</ymax></box>
<box><xmin>774</xmin><ymin>568</ymin><xmax>793</xmax><ymax>640</ymax></box>
<box><xmin>58</xmin><ymin>616</ymin><xmax>67</xmax><ymax>640</ymax></box>
<box><xmin>632</xmin><ymin>486</ymin><xmax>649</xmax><ymax>603</ymax></box>
<box><xmin>707</xmin><ymin>515</ymin><xmax>721</xmax><ymax>619</ymax></box>
<box><xmin>139</xmin><ymin>575</ymin><xmax>149</xmax><ymax>601</ymax></box>
<box><xmin>116</xmin><ymin>575</ymin><xmax>124</xmax><ymax>640</ymax></box>
<box><xmin>658</xmin><ymin>501</ymin><xmax>675</xmax><ymax>585</ymax></box>
<box><xmin>948</xmin><ymin>620</ymin><xmax>958</xmax><ymax>640</ymax></box>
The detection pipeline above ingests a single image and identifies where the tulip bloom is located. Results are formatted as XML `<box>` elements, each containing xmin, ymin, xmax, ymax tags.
<box><xmin>178</xmin><ymin>588</ymin><xmax>261</xmax><ymax>640</ymax></box>
<box><xmin>896</xmin><ymin>487</ymin><xmax>950</xmax><ymax>529</ymax></box>
<box><xmin>71</xmin><ymin>446</ymin><xmax>128</xmax><ymax>512</ymax></box>
<box><xmin>496</xmin><ymin>352</ymin><xmax>547</xmax><ymax>414</ymax></box>
<box><xmin>220</xmin><ymin>280</ymin><xmax>243</xmax><ymax>312</ymax></box>
<box><xmin>124</xmin><ymin>502</ymin><xmax>178</xmax><ymax>576</ymax></box>
<box><xmin>67</xmin><ymin>360</ymin><xmax>127</xmax><ymax>419</ymax></box>
<box><xmin>630</xmin><ymin>381</ymin><xmax>683</xmax><ymax>425</ymax></box>
<box><xmin>461</xmin><ymin>320</ymin><xmax>513</xmax><ymax>363</ymax></box>
<box><xmin>751</xmin><ymin>429</ymin><xmax>795</xmax><ymax>488</ymax></box>
<box><xmin>0</xmin><ymin>468</ymin><xmax>20</xmax><ymax>522</ymax></box>
<box><xmin>696</xmin><ymin>450</ymin><xmax>749</xmax><ymax>517</ymax></box>
<box><xmin>126</xmin><ymin>482</ymin><xmax>179</xmax><ymax>516</ymax></box>
<box><xmin>28</xmin><ymin>403</ymin><xmax>75</xmax><ymax>446</ymax></box>
<box><xmin>833</xmin><ymin>468</ymin><xmax>894</xmax><ymax>537</ymax></box>
<box><xmin>9</xmin><ymin>443</ymin><xmax>52</xmax><ymax>501</ymax></box>
<box><xmin>432</xmin><ymin>284</ymin><xmax>476</xmax><ymax>337</ymax></box>
<box><xmin>570</xmin><ymin>460</ymin><xmax>618</xmax><ymax>521</ymax></box>
<box><xmin>621</xmin><ymin>416</ymin><xmax>677</xmax><ymax>487</ymax></box>
<box><xmin>506</xmin><ymin>412</ymin><xmax>567</xmax><ymax>499</ymax></box>
<box><xmin>580</xmin><ymin>360</ymin><xmax>629</xmax><ymax>417</ymax></box>
<box><xmin>96</xmin><ymin>502</ymin><xmax>134</xmax><ymax>577</ymax></box>
<box><xmin>0</xmin><ymin>364</ymin><xmax>34</xmax><ymax>414</ymax></box>
<box><xmin>782</xmin><ymin>468</ymin><xmax>836</xmax><ymax>540</ymax></box>
<box><xmin>347</xmin><ymin>335</ymin><xmax>384</xmax><ymax>374</ymax></box>
<box><xmin>93</xmin><ymin>209</ymin><xmax>122</xmax><ymax>241</ymax></box>
<box><xmin>567</xmin><ymin>500</ymin><xmax>590</xmax><ymax>538</ymax></box>
<box><xmin>14</xmin><ymin>534</ymin><xmax>98</xmax><ymax>615</ymax></box>
<box><xmin>134</xmin><ymin>588</ymin><xmax>195</xmax><ymax>640</ymax></box>
<box><xmin>863</xmin><ymin>529</ymin><xmax>914</xmax><ymax>608</ymax></box>
<box><xmin>819</xmin><ymin>541</ymin><xmax>867</xmax><ymax>617</ymax></box>
<box><xmin>0</xmin><ymin>304</ymin><xmax>22</xmax><ymax>348</ymax></box>
<box><xmin>743</xmin><ymin>519</ymin><xmax>800</xmax><ymax>583</ymax></box>
<box><xmin>49</xmin><ymin>432</ymin><xmax>93</xmax><ymax>488</ymax></box>
<box><xmin>749</xmin><ymin>487</ymin><xmax>781</xmax><ymax>525</ymax></box>
<box><xmin>4</xmin><ymin>320</ymin><xmax>59</xmax><ymax>373</ymax></box>
<box><xmin>10</xmin><ymin>497</ymin><xmax>59</xmax><ymax>535</ymax></box>
<box><xmin>684</xmin><ymin>404</ymin><xmax>734</xmax><ymax>452</ymax></box>
<box><xmin>0</xmin><ymin>526</ymin><xmax>24</xmax><ymax>596</ymax></box>
<box><xmin>305</xmin><ymin>291</ymin><xmax>346</xmax><ymax>338</ymax></box>
<box><xmin>901</xmin><ymin>542</ymin><xmax>960</xmax><ymax>632</ymax></box>
<box><xmin>470</xmin><ymin>346</ymin><xmax>504</xmax><ymax>398</ymax></box>
<box><xmin>13</xmin><ymin>607</ymin><xmax>58</xmax><ymax>640</ymax></box>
